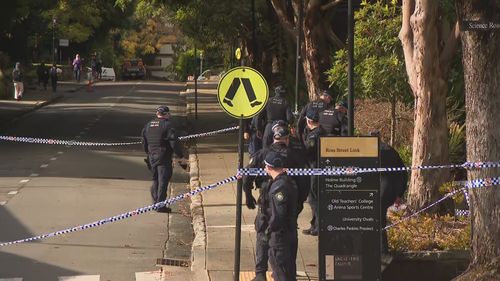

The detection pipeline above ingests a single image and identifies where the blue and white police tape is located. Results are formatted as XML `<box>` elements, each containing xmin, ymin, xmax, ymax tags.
<box><xmin>178</xmin><ymin>125</ymin><xmax>239</xmax><ymax>141</ymax></box>
<box><xmin>0</xmin><ymin>135</ymin><xmax>141</xmax><ymax>146</ymax></box>
<box><xmin>238</xmin><ymin>161</ymin><xmax>500</xmax><ymax>177</ymax></box>
<box><xmin>384</xmin><ymin>177</ymin><xmax>500</xmax><ymax>230</ymax></box>
<box><xmin>0</xmin><ymin>175</ymin><xmax>238</xmax><ymax>247</ymax></box>
<box><xmin>0</xmin><ymin>126</ymin><xmax>239</xmax><ymax>147</ymax></box>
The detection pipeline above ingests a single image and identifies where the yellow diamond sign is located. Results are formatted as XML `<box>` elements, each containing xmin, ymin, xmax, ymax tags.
<box><xmin>217</xmin><ymin>67</ymin><xmax>269</xmax><ymax>119</ymax></box>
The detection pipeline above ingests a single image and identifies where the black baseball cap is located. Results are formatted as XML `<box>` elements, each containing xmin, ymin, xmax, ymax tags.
<box><xmin>306</xmin><ymin>108</ymin><xmax>319</xmax><ymax>122</ymax></box>
<box><xmin>156</xmin><ymin>106</ymin><xmax>170</xmax><ymax>115</ymax></box>
<box><xmin>264</xmin><ymin>151</ymin><xmax>287</xmax><ymax>168</ymax></box>
<box><xmin>272</xmin><ymin>125</ymin><xmax>290</xmax><ymax>140</ymax></box>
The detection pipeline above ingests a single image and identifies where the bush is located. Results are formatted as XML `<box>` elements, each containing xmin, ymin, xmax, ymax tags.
<box><xmin>387</xmin><ymin>212</ymin><xmax>470</xmax><ymax>251</ymax></box>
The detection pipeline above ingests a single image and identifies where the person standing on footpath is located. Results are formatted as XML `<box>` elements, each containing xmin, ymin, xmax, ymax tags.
<box><xmin>49</xmin><ymin>64</ymin><xmax>58</xmax><ymax>92</ymax></box>
<box><xmin>302</xmin><ymin>108</ymin><xmax>324</xmax><ymax>236</ymax></box>
<box><xmin>141</xmin><ymin>106</ymin><xmax>184</xmax><ymax>213</ymax></box>
<box><xmin>257</xmin><ymin>85</ymin><xmax>294</xmax><ymax>148</ymax></box>
<box><xmin>319</xmin><ymin>99</ymin><xmax>349</xmax><ymax>136</ymax></box>
<box><xmin>72</xmin><ymin>54</ymin><xmax>82</xmax><ymax>82</ymax></box>
<box><xmin>12</xmin><ymin>62</ymin><xmax>23</xmax><ymax>101</ymax></box>
<box><xmin>243</xmin><ymin>122</ymin><xmax>307</xmax><ymax>281</ymax></box>
<box><xmin>296</xmin><ymin>90</ymin><xmax>333</xmax><ymax>144</ymax></box>
<box><xmin>264</xmin><ymin>151</ymin><xmax>298</xmax><ymax>281</ymax></box>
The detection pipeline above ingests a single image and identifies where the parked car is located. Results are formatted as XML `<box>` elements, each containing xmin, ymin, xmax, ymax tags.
<box><xmin>122</xmin><ymin>59</ymin><xmax>146</xmax><ymax>79</ymax></box>
<box><xmin>101</xmin><ymin>67</ymin><xmax>116</xmax><ymax>81</ymax></box>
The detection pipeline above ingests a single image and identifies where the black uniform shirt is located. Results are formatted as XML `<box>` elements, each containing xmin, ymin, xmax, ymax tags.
<box><xmin>267</xmin><ymin>172</ymin><xmax>298</xmax><ymax>233</ymax></box>
<box><xmin>141</xmin><ymin>118</ymin><xmax>183</xmax><ymax>166</ymax></box>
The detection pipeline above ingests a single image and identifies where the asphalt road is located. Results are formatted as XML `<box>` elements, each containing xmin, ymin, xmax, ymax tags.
<box><xmin>0</xmin><ymin>81</ymin><xmax>192</xmax><ymax>281</ymax></box>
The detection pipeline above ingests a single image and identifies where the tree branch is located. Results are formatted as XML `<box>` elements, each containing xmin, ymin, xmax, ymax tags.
<box><xmin>399</xmin><ymin>0</ymin><xmax>417</xmax><ymax>94</ymax></box>
<box><xmin>271</xmin><ymin>0</ymin><xmax>297</xmax><ymax>37</ymax></box>
<box><xmin>321</xmin><ymin>0</ymin><xmax>343</xmax><ymax>12</ymax></box>
<box><xmin>439</xmin><ymin>21</ymin><xmax>460</xmax><ymax>72</ymax></box>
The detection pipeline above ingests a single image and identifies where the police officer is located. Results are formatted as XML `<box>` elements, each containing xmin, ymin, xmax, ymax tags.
<box><xmin>319</xmin><ymin>99</ymin><xmax>348</xmax><ymax>136</ymax></box>
<box><xmin>243</xmin><ymin>122</ymin><xmax>308</xmax><ymax>281</ymax></box>
<box><xmin>142</xmin><ymin>106</ymin><xmax>184</xmax><ymax>213</ymax></box>
<box><xmin>302</xmin><ymin>108</ymin><xmax>324</xmax><ymax>236</ymax></box>
<box><xmin>244</xmin><ymin>115</ymin><xmax>263</xmax><ymax>158</ymax></box>
<box><xmin>258</xmin><ymin>85</ymin><xmax>294</xmax><ymax>148</ymax></box>
<box><xmin>296</xmin><ymin>90</ymin><xmax>333</xmax><ymax>143</ymax></box>
<box><xmin>264</xmin><ymin>151</ymin><xmax>298</xmax><ymax>281</ymax></box>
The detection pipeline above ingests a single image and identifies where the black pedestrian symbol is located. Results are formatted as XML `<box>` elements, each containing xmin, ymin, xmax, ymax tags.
<box><xmin>223</xmin><ymin>78</ymin><xmax>262</xmax><ymax>108</ymax></box>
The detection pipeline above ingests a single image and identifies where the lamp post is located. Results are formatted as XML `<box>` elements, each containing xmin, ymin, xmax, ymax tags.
<box><xmin>52</xmin><ymin>17</ymin><xmax>57</xmax><ymax>64</ymax></box>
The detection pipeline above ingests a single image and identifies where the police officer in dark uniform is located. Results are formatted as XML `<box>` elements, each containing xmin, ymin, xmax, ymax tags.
<box><xmin>244</xmin><ymin>115</ymin><xmax>263</xmax><ymax>158</ymax></box>
<box><xmin>142</xmin><ymin>106</ymin><xmax>184</xmax><ymax>213</ymax></box>
<box><xmin>296</xmin><ymin>90</ymin><xmax>333</xmax><ymax>144</ymax></box>
<box><xmin>264</xmin><ymin>151</ymin><xmax>298</xmax><ymax>281</ymax></box>
<box><xmin>302</xmin><ymin>107</ymin><xmax>324</xmax><ymax>236</ymax></box>
<box><xmin>319</xmin><ymin>99</ymin><xmax>348</xmax><ymax>136</ymax></box>
<box><xmin>258</xmin><ymin>85</ymin><xmax>294</xmax><ymax>148</ymax></box>
<box><xmin>243</xmin><ymin>121</ymin><xmax>308</xmax><ymax>281</ymax></box>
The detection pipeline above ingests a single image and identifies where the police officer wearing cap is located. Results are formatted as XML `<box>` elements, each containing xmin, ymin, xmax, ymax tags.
<box><xmin>302</xmin><ymin>107</ymin><xmax>325</xmax><ymax>236</ymax></box>
<box><xmin>319</xmin><ymin>99</ymin><xmax>348</xmax><ymax>136</ymax></box>
<box><xmin>242</xmin><ymin>121</ymin><xmax>308</xmax><ymax>281</ymax></box>
<box><xmin>142</xmin><ymin>106</ymin><xmax>184</xmax><ymax>213</ymax></box>
<box><xmin>257</xmin><ymin>85</ymin><xmax>294</xmax><ymax>148</ymax></box>
<box><xmin>264</xmin><ymin>151</ymin><xmax>298</xmax><ymax>281</ymax></box>
<box><xmin>296</xmin><ymin>89</ymin><xmax>333</xmax><ymax>144</ymax></box>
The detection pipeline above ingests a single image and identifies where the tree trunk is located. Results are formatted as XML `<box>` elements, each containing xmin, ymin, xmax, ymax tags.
<box><xmin>399</xmin><ymin>0</ymin><xmax>450</xmax><ymax>210</ymax></box>
<box><xmin>390</xmin><ymin>94</ymin><xmax>396</xmax><ymax>146</ymax></box>
<box><xmin>453</xmin><ymin>1</ymin><xmax>500</xmax><ymax>280</ymax></box>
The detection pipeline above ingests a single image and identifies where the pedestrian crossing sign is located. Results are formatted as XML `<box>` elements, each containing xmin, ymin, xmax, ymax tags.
<box><xmin>217</xmin><ymin>67</ymin><xmax>268</xmax><ymax>119</ymax></box>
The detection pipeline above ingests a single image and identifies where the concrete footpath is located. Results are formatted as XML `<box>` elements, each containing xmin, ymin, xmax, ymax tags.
<box><xmin>0</xmin><ymin>81</ymin><xmax>86</xmax><ymax>131</ymax></box>
<box><xmin>184</xmin><ymin>81</ymin><xmax>318</xmax><ymax>281</ymax></box>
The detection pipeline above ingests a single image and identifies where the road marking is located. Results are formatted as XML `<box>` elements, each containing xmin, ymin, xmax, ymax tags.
<box><xmin>58</xmin><ymin>275</ymin><xmax>100</xmax><ymax>281</ymax></box>
<box><xmin>0</xmin><ymin>278</ymin><xmax>23</xmax><ymax>281</ymax></box>
<box><xmin>20</xmin><ymin>179</ymin><xmax>30</xmax><ymax>183</ymax></box>
<box><xmin>40</xmin><ymin>164</ymin><xmax>49</xmax><ymax>168</ymax></box>
<box><xmin>8</xmin><ymin>191</ymin><xmax>18</xmax><ymax>195</ymax></box>
<box><xmin>58</xmin><ymin>151</ymin><xmax>64</xmax><ymax>154</ymax></box>
<box><xmin>0</xmin><ymin>201</ymin><xmax>7</xmax><ymax>206</ymax></box>
<box><xmin>135</xmin><ymin>271</ymin><xmax>163</xmax><ymax>281</ymax></box>
<box><xmin>50</xmin><ymin>157</ymin><xmax>57</xmax><ymax>161</ymax></box>
<box><xmin>30</xmin><ymin>173</ymin><xmax>39</xmax><ymax>177</ymax></box>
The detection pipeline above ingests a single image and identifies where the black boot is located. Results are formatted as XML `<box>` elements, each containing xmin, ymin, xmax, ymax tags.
<box><xmin>251</xmin><ymin>272</ymin><xmax>267</xmax><ymax>281</ymax></box>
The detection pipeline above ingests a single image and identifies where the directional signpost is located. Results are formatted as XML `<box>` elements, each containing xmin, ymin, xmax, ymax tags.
<box><xmin>217</xmin><ymin>66</ymin><xmax>268</xmax><ymax>281</ymax></box>
<box><xmin>318</xmin><ymin>137</ymin><xmax>381</xmax><ymax>281</ymax></box>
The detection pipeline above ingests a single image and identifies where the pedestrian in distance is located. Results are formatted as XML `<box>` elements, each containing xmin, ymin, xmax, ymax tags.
<box><xmin>257</xmin><ymin>85</ymin><xmax>294</xmax><ymax>148</ymax></box>
<box><xmin>72</xmin><ymin>54</ymin><xmax>82</xmax><ymax>82</ymax></box>
<box><xmin>264</xmin><ymin>151</ymin><xmax>299</xmax><ymax>281</ymax></box>
<box><xmin>49</xmin><ymin>64</ymin><xmax>58</xmax><ymax>92</ymax></box>
<box><xmin>12</xmin><ymin>62</ymin><xmax>24</xmax><ymax>101</ymax></box>
<box><xmin>142</xmin><ymin>106</ymin><xmax>185</xmax><ymax>213</ymax></box>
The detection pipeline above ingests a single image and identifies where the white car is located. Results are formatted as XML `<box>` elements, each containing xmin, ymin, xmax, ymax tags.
<box><xmin>101</xmin><ymin>67</ymin><xmax>116</xmax><ymax>81</ymax></box>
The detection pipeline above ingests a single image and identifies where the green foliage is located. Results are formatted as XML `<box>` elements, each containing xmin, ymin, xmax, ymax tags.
<box><xmin>327</xmin><ymin>0</ymin><xmax>412</xmax><ymax>105</ymax></box>
<box><xmin>448</xmin><ymin>122</ymin><xmax>466</xmax><ymax>164</ymax></box>
<box><xmin>173</xmin><ymin>49</ymin><xmax>198</xmax><ymax>82</ymax></box>
<box><xmin>387</xmin><ymin>213</ymin><xmax>470</xmax><ymax>251</ymax></box>
<box><xmin>395</xmin><ymin>144</ymin><xmax>412</xmax><ymax>167</ymax></box>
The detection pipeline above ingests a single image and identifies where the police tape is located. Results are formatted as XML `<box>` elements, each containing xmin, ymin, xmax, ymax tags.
<box><xmin>178</xmin><ymin>125</ymin><xmax>239</xmax><ymax>140</ymax></box>
<box><xmin>384</xmin><ymin>177</ymin><xmax>500</xmax><ymax>229</ymax></box>
<box><xmin>237</xmin><ymin>161</ymin><xmax>500</xmax><ymax>177</ymax></box>
<box><xmin>0</xmin><ymin>126</ymin><xmax>239</xmax><ymax>147</ymax></box>
<box><xmin>0</xmin><ymin>175</ymin><xmax>238</xmax><ymax>247</ymax></box>
<box><xmin>0</xmin><ymin>173</ymin><xmax>495</xmax><ymax>247</ymax></box>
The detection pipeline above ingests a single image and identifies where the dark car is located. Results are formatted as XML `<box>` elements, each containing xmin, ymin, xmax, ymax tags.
<box><xmin>122</xmin><ymin>59</ymin><xmax>146</xmax><ymax>79</ymax></box>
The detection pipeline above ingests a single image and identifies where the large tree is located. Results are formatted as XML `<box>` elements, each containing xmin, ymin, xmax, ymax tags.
<box><xmin>399</xmin><ymin>0</ymin><xmax>460</xmax><ymax>210</ymax></box>
<box><xmin>271</xmin><ymin>0</ymin><xmax>345</xmax><ymax>101</ymax></box>
<box><xmin>453</xmin><ymin>1</ymin><xmax>500</xmax><ymax>280</ymax></box>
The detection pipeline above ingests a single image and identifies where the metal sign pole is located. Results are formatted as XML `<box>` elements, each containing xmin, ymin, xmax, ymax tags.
<box><xmin>347</xmin><ymin>0</ymin><xmax>355</xmax><ymax>136</ymax></box>
<box><xmin>233</xmin><ymin>117</ymin><xmax>244</xmax><ymax>281</ymax></box>
<box><xmin>194</xmin><ymin>47</ymin><xmax>198</xmax><ymax>120</ymax></box>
